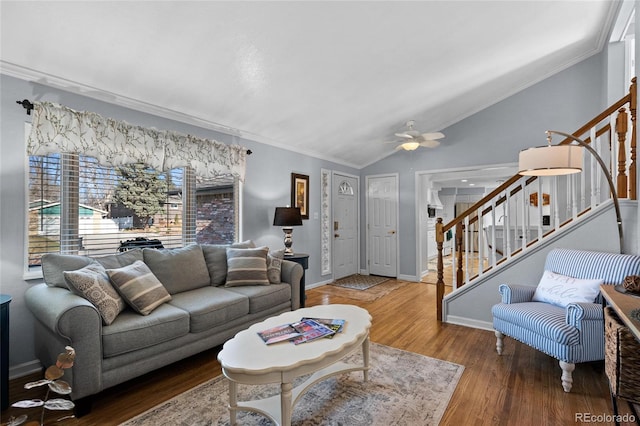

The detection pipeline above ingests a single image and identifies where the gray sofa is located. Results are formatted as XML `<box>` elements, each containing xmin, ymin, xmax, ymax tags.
<box><xmin>24</xmin><ymin>243</ymin><xmax>303</xmax><ymax>411</ymax></box>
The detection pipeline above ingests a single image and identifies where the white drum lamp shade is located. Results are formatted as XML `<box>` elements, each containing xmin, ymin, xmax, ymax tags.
<box><xmin>518</xmin><ymin>145</ymin><xmax>583</xmax><ymax>176</ymax></box>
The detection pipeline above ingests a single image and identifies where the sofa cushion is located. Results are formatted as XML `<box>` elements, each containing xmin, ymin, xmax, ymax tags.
<box><xmin>102</xmin><ymin>303</ymin><xmax>190</xmax><ymax>358</ymax></box>
<box><xmin>491</xmin><ymin>302</ymin><xmax>580</xmax><ymax>345</ymax></box>
<box><xmin>64</xmin><ymin>262</ymin><xmax>126</xmax><ymax>325</ymax></box>
<box><xmin>143</xmin><ymin>245</ymin><xmax>211</xmax><ymax>294</ymax></box>
<box><xmin>267</xmin><ymin>249</ymin><xmax>285</xmax><ymax>284</ymax></box>
<box><xmin>532</xmin><ymin>270</ymin><xmax>603</xmax><ymax>308</ymax></box>
<box><xmin>201</xmin><ymin>240</ymin><xmax>257</xmax><ymax>286</ymax></box>
<box><xmin>107</xmin><ymin>260</ymin><xmax>172</xmax><ymax>315</ymax></box>
<box><xmin>225</xmin><ymin>283</ymin><xmax>292</xmax><ymax>313</ymax></box>
<box><xmin>42</xmin><ymin>253</ymin><xmax>94</xmax><ymax>288</ymax></box>
<box><xmin>94</xmin><ymin>249</ymin><xmax>144</xmax><ymax>269</ymax></box>
<box><xmin>225</xmin><ymin>247</ymin><xmax>270</xmax><ymax>287</ymax></box>
<box><xmin>168</xmin><ymin>287</ymin><xmax>249</xmax><ymax>333</ymax></box>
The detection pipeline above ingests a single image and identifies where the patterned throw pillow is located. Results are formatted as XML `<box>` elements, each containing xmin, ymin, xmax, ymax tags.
<box><xmin>225</xmin><ymin>247</ymin><xmax>270</xmax><ymax>287</ymax></box>
<box><xmin>64</xmin><ymin>262</ymin><xmax>126</xmax><ymax>325</ymax></box>
<box><xmin>532</xmin><ymin>270</ymin><xmax>604</xmax><ymax>307</ymax></box>
<box><xmin>267</xmin><ymin>249</ymin><xmax>285</xmax><ymax>284</ymax></box>
<box><xmin>106</xmin><ymin>260</ymin><xmax>172</xmax><ymax>315</ymax></box>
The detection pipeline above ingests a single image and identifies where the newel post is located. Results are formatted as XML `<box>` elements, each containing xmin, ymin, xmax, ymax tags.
<box><xmin>629</xmin><ymin>77</ymin><xmax>637</xmax><ymax>200</ymax></box>
<box><xmin>616</xmin><ymin>107</ymin><xmax>629</xmax><ymax>199</ymax></box>
<box><xmin>455</xmin><ymin>223</ymin><xmax>464</xmax><ymax>286</ymax></box>
<box><xmin>435</xmin><ymin>218</ymin><xmax>445</xmax><ymax>322</ymax></box>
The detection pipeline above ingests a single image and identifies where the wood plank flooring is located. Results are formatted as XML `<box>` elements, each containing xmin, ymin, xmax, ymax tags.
<box><xmin>2</xmin><ymin>280</ymin><xmax>636</xmax><ymax>425</ymax></box>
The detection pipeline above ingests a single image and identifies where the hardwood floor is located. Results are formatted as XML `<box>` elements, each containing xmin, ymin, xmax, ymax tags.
<box><xmin>2</xmin><ymin>281</ymin><xmax>636</xmax><ymax>425</ymax></box>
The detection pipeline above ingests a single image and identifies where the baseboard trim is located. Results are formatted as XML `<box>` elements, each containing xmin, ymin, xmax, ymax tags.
<box><xmin>306</xmin><ymin>278</ymin><xmax>333</xmax><ymax>289</ymax></box>
<box><xmin>398</xmin><ymin>274</ymin><xmax>419</xmax><ymax>282</ymax></box>
<box><xmin>9</xmin><ymin>360</ymin><xmax>42</xmax><ymax>380</ymax></box>
<box><xmin>444</xmin><ymin>315</ymin><xmax>494</xmax><ymax>332</ymax></box>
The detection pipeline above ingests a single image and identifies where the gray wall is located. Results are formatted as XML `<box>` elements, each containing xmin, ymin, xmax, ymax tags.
<box><xmin>0</xmin><ymin>74</ymin><xmax>358</xmax><ymax>371</ymax></box>
<box><xmin>361</xmin><ymin>52</ymin><xmax>606</xmax><ymax>277</ymax></box>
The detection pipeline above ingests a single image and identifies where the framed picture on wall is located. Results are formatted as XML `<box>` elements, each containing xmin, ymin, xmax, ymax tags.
<box><xmin>291</xmin><ymin>173</ymin><xmax>309</xmax><ymax>219</ymax></box>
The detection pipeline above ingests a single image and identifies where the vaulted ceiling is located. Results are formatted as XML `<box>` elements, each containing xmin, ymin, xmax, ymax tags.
<box><xmin>0</xmin><ymin>1</ymin><xmax>620</xmax><ymax>168</ymax></box>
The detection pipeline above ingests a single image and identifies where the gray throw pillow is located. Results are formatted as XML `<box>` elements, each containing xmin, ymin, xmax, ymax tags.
<box><xmin>94</xmin><ymin>249</ymin><xmax>144</xmax><ymax>269</ymax></box>
<box><xmin>142</xmin><ymin>244</ymin><xmax>210</xmax><ymax>294</ymax></box>
<box><xmin>64</xmin><ymin>262</ymin><xmax>126</xmax><ymax>325</ymax></box>
<box><xmin>225</xmin><ymin>247</ymin><xmax>270</xmax><ymax>287</ymax></box>
<box><xmin>202</xmin><ymin>240</ymin><xmax>257</xmax><ymax>286</ymax></box>
<box><xmin>267</xmin><ymin>249</ymin><xmax>285</xmax><ymax>284</ymax></box>
<box><xmin>106</xmin><ymin>260</ymin><xmax>171</xmax><ymax>315</ymax></box>
<box><xmin>41</xmin><ymin>253</ymin><xmax>94</xmax><ymax>289</ymax></box>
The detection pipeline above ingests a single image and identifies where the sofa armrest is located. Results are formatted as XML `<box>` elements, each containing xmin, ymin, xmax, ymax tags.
<box><xmin>498</xmin><ymin>284</ymin><xmax>536</xmax><ymax>304</ymax></box>
<box><xmin>25</xmin><ymin>283</ymin><xmax>103</xmax><ymax>400</ymax></box>
<box><xmin>565</xmin><ymin>302</ymin><xmax>603</xmax><ymax>328</ymax></box>
<box><xmin>281</xmin><ymin>260</ymin><xmax>303</xmax><ymax>310</ymax></box>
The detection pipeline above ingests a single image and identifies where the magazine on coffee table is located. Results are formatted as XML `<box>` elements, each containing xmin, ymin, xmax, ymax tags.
<box><xmin>290</xmin><ymin>319</ymin><xmax>337</xmax><ymax>345</ymax></box>
<box><xmin>301</xmin><ymin>317</ymin><xmax>345</xmax><ymax>338</ymax></box>
<box><xmin>257</xmin><ymin>323</ymin><xmax>302</xmax><ymax>344</ymax></box>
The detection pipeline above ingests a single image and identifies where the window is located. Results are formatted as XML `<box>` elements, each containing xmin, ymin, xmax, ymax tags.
<box><xmin>27</xmin><ymin>153</ymin><xmax>239</xmax><ymax>271</ymax></box>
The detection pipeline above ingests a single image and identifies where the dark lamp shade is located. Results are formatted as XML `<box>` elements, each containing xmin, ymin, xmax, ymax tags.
<box><xmin>273</xmin><ymin>207</ymin><xmax>303</xmax><ymax>227</ymax></box>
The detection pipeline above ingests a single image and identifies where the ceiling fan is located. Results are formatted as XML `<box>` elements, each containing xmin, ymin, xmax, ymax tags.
<box><xmin>388</xmin><ymin>120</ymin><xmax>444</xmax><ymax>151</ymax></box>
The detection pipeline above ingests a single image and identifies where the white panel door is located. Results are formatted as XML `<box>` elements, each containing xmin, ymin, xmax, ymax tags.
<box><xmin>368</xmin><ymin>175</ymin><xmax>398</xmax><ymax>277</ymax></box>
<box><xmin>333</xmin><ymin>174</ymin><xmax>358</xmax><ymax>280</ymax></box>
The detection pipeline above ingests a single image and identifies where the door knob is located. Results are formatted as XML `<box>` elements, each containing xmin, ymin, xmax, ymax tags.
<box><xmin>334</xmin><ymin>233</ymin><xmax>340</xmax><ymax>238</ymax></box>
<box><xmin>389</xmin><ymin>230</ymin><xmax>396</xmax><ymax>234</ymax></box>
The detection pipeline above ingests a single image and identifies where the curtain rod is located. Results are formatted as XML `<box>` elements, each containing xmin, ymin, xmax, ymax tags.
<box><xmin>16</xmin><ymin>99</ymin><xmax>252</xmax><ymax>155</ymax></box>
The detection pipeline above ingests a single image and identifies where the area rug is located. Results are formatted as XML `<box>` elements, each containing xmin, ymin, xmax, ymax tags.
<box><xmin>121</xmin><ymin>343</ymin><xmax>464</xmax><ymax>426</ymax></box>
<box><xmin>317</xmin><ymin>280</ymin><xmax>410</xmax><ymax>302</ymax></box>
<box><xmin>330</xmin><ymin>274</ymin><xmax>389</xmax><ymax>290</ymax></box>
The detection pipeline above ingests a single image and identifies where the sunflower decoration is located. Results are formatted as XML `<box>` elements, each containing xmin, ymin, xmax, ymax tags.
<box><xmin>9</xmin><ymin>346</ymin><xmax>76</xmax><ymax>426</ymax></box>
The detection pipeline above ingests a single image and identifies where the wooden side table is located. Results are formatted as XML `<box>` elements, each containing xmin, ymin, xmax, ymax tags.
<box><xmin>285</xmin><ymin>253</ymin><xmax>309</xmax><ymax>308</ymax></box>
<box><xmin>1</xmin><ymin>294</ymin><xmax>12</xmax><ymax>411</ymax></box>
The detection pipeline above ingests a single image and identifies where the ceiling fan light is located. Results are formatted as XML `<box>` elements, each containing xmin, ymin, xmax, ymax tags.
<box><xmin>401</xmin><ymin>141</ymin><xmax>420</xmax><ymax>151</ymax></box>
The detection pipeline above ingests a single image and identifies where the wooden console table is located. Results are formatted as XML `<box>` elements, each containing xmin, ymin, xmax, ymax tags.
<box><xmin>600</xmin><ymin>285</ymin><xmax>640</xmax><ymax>342</ymax></box>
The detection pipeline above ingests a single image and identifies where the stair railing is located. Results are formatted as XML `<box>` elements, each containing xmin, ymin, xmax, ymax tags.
<box><xmin>435</xmin><ymin>78</ymin><xmax>637</xmax><ymax>321</ymax></box>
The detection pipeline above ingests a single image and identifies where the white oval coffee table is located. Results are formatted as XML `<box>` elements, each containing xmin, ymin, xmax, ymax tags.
<box><xmin>217</xmin><ymin>304</ymin><xmax>372</xmax><ymax>426</ymax></box>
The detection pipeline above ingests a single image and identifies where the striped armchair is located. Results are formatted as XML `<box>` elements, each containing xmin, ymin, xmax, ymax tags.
<box><xmin>492</xmin><ymin>249</ymin><xmax>640</xmax><ymax>392</ymax></box>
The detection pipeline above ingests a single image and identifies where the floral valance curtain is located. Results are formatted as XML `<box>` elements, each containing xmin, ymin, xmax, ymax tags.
<box><xmin>26</xmin><ymin>101</ymin><xmax>247</xmax><ymax>181</ymax></box>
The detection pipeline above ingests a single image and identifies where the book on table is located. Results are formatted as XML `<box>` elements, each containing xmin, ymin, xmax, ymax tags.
<box><xmin>257</xmin><ymin>323</ymin><xmax>302</xmax><ymax>344</ymax></box>
<box><xmin>257</xmin><ymin>318</ymin><xmax>345</xmax><ymax>345</ymax></box>
<box><xmin>301</xmin><ymin>317</ymin><xmax>345</xmax><ymax>338</ymax></box>
<box><xmin>290</xmin><ymin>319</ymin><xmax>337</xmax><ymax>345</ymax></box>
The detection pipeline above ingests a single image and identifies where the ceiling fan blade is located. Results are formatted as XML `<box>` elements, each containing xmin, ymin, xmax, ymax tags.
<box><xmin>420</xmin><ymin>140</ymin><xmax>441</xmax><ymax>148</ymax></box>
<box><xmin>394</xmin><ymin>132</ymin><xmax>414</xmax><ymax>139</ymax></box>
<box><xmin>421</xmin><ymin>132</ymin><xmax>445</xmax><ymax>140</ymax></box>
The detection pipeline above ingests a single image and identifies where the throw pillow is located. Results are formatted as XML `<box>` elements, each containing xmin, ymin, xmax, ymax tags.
<box><xmin>201</xmin><ymin>241</ymin><xmax>257</xmax><ymax>286</ymax></box>
<box><xmin>225</xmin><ymin>247</ymin><xmax>270</xmax><ymax>287</ymax></box>
<box><xmin>41</xmin><ymin>253</ymin><xmax>94</xmax><ymax>289</ymax></box>
<box><xmin>64</xmin><ymin>262</ymin><xmax>126</xmax><ymax>325</ymax></box>
<box><xmin>142</xmin><ymin>244</ymin><xmax>211</xmax><ymax>294</ymax></box>
<box><xmin>106</xmin><ymin>260</ymin><xmax>172</xmax><ymax>315</ymax></box>
<box><xmin>532</xmin><ymin>270</ymin><xmax>604</xmax><ymax>307</ymax></box>
<box><xmin>94</xmin><ymin>249</ymin><xmax>144</xmax><ymax>269</ymax></box>
<box><xmin>267</xmin><ymin>249</ymin><xmax>285</xmax><ymax>284</ymax></box>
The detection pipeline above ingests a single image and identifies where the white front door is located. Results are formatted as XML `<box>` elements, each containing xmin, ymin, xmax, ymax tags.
<box><xmin>367</xmin><ymin>175</ymin><xmax>398</xmax><ymax>277</ymax></box>
<box><xmin>333</xmin><ymin>173</ymin><xmax>358</xmax><ymax>280</ymax></box>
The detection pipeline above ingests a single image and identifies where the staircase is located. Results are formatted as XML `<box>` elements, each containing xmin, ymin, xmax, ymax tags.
<box><xmin>434</xmin><ymin>78</ymin><xmax>638</xmax><ymax>321</ymax></box>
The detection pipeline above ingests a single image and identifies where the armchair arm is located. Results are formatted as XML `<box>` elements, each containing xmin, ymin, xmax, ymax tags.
<box><xmin>565</xmin><ymin>302</ymin><xmax>603</xmax><ymax>328</ymax></box>
<box><xmin>25</xmin><ymin>283</ymin><xmax>103</xmax><ymax>400</ymax></box>
<box><xmin>280</xmin><ymin>260</ymin><xmax>303</xmax><ymax>310</ymax></box>
<box><xmin>498</xmin><ymin>284</ymin><xmax>537</xmax><ymax>304</ymax></box>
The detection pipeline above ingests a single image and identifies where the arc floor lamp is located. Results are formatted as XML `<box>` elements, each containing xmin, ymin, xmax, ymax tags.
<box><xmin>518</xmin><ymin>130</ymin><xmax>624</xmax><ymax>253</ymax></box>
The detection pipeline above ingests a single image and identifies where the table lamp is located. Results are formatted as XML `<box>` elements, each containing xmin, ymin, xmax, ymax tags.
<box><xmin>273</xmin><ymin>207</ymin><xmax>303</xmax><ymax>255</ymax></box>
